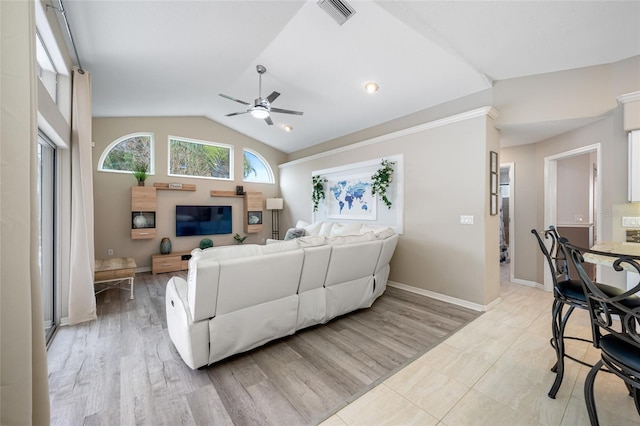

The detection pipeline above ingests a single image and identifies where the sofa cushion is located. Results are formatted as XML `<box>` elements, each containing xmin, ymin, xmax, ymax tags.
<box><xmin>326</xmin><ymin>231</ymin><xmax>376</xmax><ymax>245</ymax></box>
<box><xmin>260</xmin><ymin>239</ymin><xmax>300</xmax><ymax>254</ymax></box>
<box><xmin>319</xmin><ymin>222</ymin><xmax>335</xmax><ymax>236</ymax></box>
<box><xmin>360</xmin><ymin>224</ymin><xmax>395</xmax><ymax>239</ymax></box>
<box><xmin>284</xmin><ymin>228</ymin><xmax>305</xmax><ymax>240</ymax></box>
<box><xmin>296</xmin><ymin>220</ymin><xmax>323</xmax><ymax>236</ymax></box>
<box><xmin>296</xmin><ymin>235</ymin><xmax>327</xmax><ymax>248</ymax></box>
<box><xmin>329</xmin><ymin>222</ymin><xmax>363</xmax><ymax>237</ymax></box>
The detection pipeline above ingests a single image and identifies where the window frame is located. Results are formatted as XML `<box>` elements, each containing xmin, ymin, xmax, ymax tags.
<box><xmin>167</xmin><ymin>135</ymin><xmax>234</xmax><ymax>181</ymax></box>
<box><xmin>97</xmin><ymin>132</ymin><xmax>155</xmax><ymax>175</ymax></box>
<box><xmin>243</xmin><ymin>148</ymin><xmax>275</xmax><ymax>184</ymax></box>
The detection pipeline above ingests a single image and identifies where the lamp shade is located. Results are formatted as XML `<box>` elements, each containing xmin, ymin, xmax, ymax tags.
<box><xmin>266</xmin><ymin>198</ymin><xmax>284</xmax><ymax>210</ymax></box>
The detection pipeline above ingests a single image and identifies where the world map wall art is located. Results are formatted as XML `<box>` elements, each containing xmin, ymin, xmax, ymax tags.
<box><xmin>327</xmin><ymin>174</ymin><xmax>377</xmax><ymax>220</ymax></box>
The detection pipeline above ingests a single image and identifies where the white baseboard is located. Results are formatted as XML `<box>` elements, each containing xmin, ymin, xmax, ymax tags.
<box><xmin>388</xmin><ymin>281</ymin><xmax>495</xmax><ymax>312</ymax></box>
<box><xmin>136</xmin><ymin>266</ymin><xmax>151</xmax><ymax>273</ymax></box>
<box><xmin>511</xmin><ymin>278</ymin><xmax>544</xmax><ymax>290</ymax></box>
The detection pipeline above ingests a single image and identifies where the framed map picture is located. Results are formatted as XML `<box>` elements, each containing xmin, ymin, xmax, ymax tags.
<box><xmin>327</xmin><ymin>173</ymin><xmax>377</xmax><ymax>220</ymax></box>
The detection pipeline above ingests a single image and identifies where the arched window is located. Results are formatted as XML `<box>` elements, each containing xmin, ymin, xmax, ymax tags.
<box><xmin>168</xmin><ymin>136</ymin><xmax>233</xmax><ymax>180</ymax></box>
<box><xmin>243</xmin><ymin>148</ymin><xmax>274</xmax><ymax>184</ymax></box>
<box><xmin>98</xmin><ymin>133</ymin><xmax>154</xmax><ymax>174</ymax></box>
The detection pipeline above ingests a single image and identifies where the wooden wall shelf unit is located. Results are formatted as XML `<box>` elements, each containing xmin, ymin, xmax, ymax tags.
<box><xmin>151</xmin><ymin>250</ymin><xmax>192</xmax><ymax>274</ymax></box>
<box><xmin>210</xmin><ymin>190</ymin><xmax>264</xmax><ymax>234</ymax></box>
<box><xmin>210</xmin><ymin>190</ymin><xmax>243</xmax><ymax>198</ymax></box>
<box><xmin>154</xmin><ymin>182</ymin><xmax>196</xmax><ymax>191</ymax></box>
<box><xmin>131</xmin><ymin>186</ymin><xmax>157</xmax><ymax>239</ymax></box>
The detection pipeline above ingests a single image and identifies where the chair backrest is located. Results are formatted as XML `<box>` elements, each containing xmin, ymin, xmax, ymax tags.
<box><xmin>562</xmin><ymin>240</ymin><xmax>640</xmax><ymax>348</ymax></box>
<box><xmin>531</xmin><ymin>226</ymin><xmax>570</xmax><ymax>288</ymax></box>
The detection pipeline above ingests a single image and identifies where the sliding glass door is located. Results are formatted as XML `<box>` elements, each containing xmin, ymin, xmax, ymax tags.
<box><xmin>38</xmin><ymin>133</ymin><xmax>57</xmax><ymax>343</ymax></box>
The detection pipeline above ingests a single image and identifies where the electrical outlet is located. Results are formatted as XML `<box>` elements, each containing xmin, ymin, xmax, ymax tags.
<box><xmin>108</xmin><ymin>249</ymin><xmax>114</xmax><ymax>256</ymax></box>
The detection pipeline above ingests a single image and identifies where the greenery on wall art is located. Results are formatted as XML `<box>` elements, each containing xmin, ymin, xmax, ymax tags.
<box><xmin>312</xmin><ymin>175</ymin><xmax>327</xmax><ymax>212</ymax></box>
<box><xmin>371</xmin><ymin>159</ymin><xmax>395</xmax><ymax>209</ymax></box>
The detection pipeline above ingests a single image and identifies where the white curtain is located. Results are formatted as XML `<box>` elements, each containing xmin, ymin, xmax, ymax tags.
<box><xmin>68</xmin><ymin>68</ymin><xmax>97</xmax><ymax>325</ymax></box>
<box><xmin>0</xmin><ymin>1</ymin><xmax>50</xmax><ymax>424</ymax></box>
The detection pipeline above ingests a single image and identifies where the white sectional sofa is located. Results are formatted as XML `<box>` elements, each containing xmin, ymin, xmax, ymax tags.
<box><xmin>165</xmin><ymin>222</ymin><xmax>398</xmax><ymax>369</ymax></box>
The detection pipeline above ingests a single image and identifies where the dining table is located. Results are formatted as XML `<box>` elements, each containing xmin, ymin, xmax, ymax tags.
<box><xmin>583</xmin><ymin>241</ymin><xmax>640</xmax><ymax>291</ymax></box>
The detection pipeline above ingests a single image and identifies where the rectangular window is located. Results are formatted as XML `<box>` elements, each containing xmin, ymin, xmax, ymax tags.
<box><xmin>168</xmin><ymin>136</ymin><xmax>233</xmax><ymax>180</ymax></box>
<box><xmin>38</xmin><ymin>134</ymin><xmax>57</xmax><ymax>344</ymax></box>
<box><xmin>36</xmin><ymin>31</ymin><xmax>57</xmax><ymax>103</ymax></box>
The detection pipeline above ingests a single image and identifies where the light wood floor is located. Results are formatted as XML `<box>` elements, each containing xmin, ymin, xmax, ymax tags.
<box><xmin>47</xmin><ymin>272</ymin><xmax>480</xmax><ymax>425</ymax></box>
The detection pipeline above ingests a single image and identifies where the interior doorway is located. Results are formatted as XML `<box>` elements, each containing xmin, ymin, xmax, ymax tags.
<box><xmin>543</xmin><ymin>143</ymin><xmax>601</xmax><ymax>291</ymax></box>
<box><xmin>500</xmin><ymin>162</ymin><xmax>515</xmax><ymax>283</ymax></box>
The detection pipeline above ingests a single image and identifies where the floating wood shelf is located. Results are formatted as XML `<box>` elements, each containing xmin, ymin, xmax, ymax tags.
<box><xmin>154</xmin><ymin>183</ymin><xmax>196</xmax><ymax>191</ymax></box>
<box><xmin>210</xmin><ymin>190</ymin><xmax>243</xmax><ymax>198</ymax></box>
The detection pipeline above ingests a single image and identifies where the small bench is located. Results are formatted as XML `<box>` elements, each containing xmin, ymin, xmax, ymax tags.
<box><xmin>95</xmin><ymin>257</ymin><xmax>137</xmax><ymax>299</ymax></box>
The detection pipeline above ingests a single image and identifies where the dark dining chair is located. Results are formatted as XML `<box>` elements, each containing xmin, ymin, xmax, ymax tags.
<box><xmin>562</xmin><ymin>240</ymin><xmax>640</xmax><ymax>425</ymax></box>
<box><xmin>531</xmin><ymin>227</ymin><xmax>594</xmax><ymax>398</ymax></box>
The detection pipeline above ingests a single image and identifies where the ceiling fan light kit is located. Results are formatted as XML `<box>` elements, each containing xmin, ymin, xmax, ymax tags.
<box><xmin>220</xmin><ymin>65</ymin><xmax>303</xmax><ymax>126</ymax></box>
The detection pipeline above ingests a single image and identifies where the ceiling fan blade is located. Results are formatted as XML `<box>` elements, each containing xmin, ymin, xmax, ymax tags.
<box><xmin>264</xmin><ymin>116</ymin><xmax>274</xmax><ymax>125</ymax></box>
<box><xmin>266</xmin><ymin>91</ymin><xmax>280</xmax><ymax>104</ymax></box>
<box><xmin>219</xmin><ymin>93</ymin><xmax>251</xmax><ymax>106</ymax></box>
<box><xmin>225</xmin><ymin>111</ymin><xmax>250</xmax><ymax>117</ymax></box>
<box><xmin>270</xmin><ymin>107</ymin><xmax>304</xmax><ymax>116</ymax></box>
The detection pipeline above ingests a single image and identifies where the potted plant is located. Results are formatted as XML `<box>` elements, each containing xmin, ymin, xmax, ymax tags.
<box><xmin>133</xmin><ymin>162</ymin><xmax>149</xmax><ymax>186</ymax></box>
<box><xmin>312</xmin><ymin>175</ymin><xmax>327</xmax><ymax>212</ymax></box>
<box><xmin>371</xmin><ymin>159</ymin><xmax>395</xmax><ymax>208</ymax></box>
<box><xmin>233</xmin><ymin>233</ymin><xmax>247</xmax><ymax>244</ymax></box>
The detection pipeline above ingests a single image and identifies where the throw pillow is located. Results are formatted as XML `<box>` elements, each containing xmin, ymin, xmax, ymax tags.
<box><xmin>319</xmin><ymin>221</ymin><xmax>335</xmax><ymax>236</ymax></box>
<box><xmin>329</xmin><ymin>222</ymin><xmax>363</xmax><ymax>237</ymax></box>
<box><xmin>296</xmin><ymin>220</ymin><xmax>322</xmax><ymax>236</ymax></box>
<box><xmin>284</xmin><ymin>228</ymin><xmax>305</xmax><ymax>240</ymax></box>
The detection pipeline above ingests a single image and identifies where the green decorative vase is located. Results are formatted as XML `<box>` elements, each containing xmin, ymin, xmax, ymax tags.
<box><xmin>199</xmin><ymin>238</ymin><xmax>214</xmax><ymax>249</ymax></box>
<box><xmin>160</xmin><ymin>237</ymin><xmax>172</xmax><ymax>254</ymax></box>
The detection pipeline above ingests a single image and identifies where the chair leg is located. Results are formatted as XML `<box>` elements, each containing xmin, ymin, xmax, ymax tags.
<box><xmin>549</xmin><ymin>299</ymin><xmax>572</xmax><ymax>399</ymax></box>
<box><xmin>634</xmin><ymin>387</ymin><xmax>640</xmax><ymax>416</ymax></box>
<box><xmin>584</xmin><ymin>359</ymin><xmax>602</xmax><ymax>426</ymax></box>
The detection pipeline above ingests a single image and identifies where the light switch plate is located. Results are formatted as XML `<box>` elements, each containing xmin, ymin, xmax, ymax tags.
<box><xmin>460</xmin><ymin>215</ymin><xmax>474</xmax><ymax>225</ymax></box>
<box><xmin>622</xmin><ymin>216</ymin><xmax>640</xmax><ymax>227</ymax></box>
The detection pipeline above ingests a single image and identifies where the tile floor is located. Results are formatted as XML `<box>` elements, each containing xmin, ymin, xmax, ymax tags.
<box><xmin>320</xmin><ymin>266</ymin><xmax>640</xmax><ymax>426</ymax></box>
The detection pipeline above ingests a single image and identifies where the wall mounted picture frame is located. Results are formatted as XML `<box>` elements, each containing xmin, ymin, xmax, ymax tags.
<box><xmin>490</xmin><ymin>151</ymin><xmax>499</xmax><ymax>215</ymax></box>
<box><xmin>247</xmin><ymin>211</ymin><xmax>262</xmax><ymax>225</ymax></box>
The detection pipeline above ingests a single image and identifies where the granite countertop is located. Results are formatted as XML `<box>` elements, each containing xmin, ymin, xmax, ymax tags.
<box><xmin>583</xmin><ymin>241</ymin><xmax>640</xmax><ymax>272</ymax></box>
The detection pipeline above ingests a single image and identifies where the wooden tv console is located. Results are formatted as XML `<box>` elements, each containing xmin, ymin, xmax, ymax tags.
<box><xmin>151</xmin><ymin>250</ymin><xmax>192</xmax><ymax>274</ymax></box>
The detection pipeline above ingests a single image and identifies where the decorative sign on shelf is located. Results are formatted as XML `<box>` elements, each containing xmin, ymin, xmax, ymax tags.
<box><xmin>168</xmin><ymin>183</ymin><xmax>183</xmax><ymax>189</ymax></box>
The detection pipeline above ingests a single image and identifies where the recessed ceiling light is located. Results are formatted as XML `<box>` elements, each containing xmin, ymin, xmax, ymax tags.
<box><xmin>364</xmin><ymin>82</ymin><xmax>379</xmax><ymax>93</ymax></box>
<box><xmin>282</xmin><ymin>124</ymin><xmax>293</xmax><ymax>132</ymax></box>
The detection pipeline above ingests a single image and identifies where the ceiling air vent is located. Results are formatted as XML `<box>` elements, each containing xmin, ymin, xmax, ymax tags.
<box><xmin>317</xmin><ymin>0</ymin><xmax>356</xmax><ymax>26</ymax></box>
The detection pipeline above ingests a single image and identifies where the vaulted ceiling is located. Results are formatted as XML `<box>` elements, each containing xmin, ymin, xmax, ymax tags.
<box><xmin>60</xmin><ymin>1</ymin><xmax>640</xmax><ymax>153</ymax></box>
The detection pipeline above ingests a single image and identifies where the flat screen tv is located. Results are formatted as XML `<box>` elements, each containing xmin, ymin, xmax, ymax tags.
<box><xmin>175</xmin><ymin>205</ymin><xmax>232</xmax><ymax>237</ymax></box>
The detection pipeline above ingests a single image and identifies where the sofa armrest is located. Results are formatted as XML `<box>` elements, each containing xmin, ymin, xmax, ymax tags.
<box><xmin>166</xmin><ymin>276</ymin><xmax>210</xmax><ymax>369</ymax></box>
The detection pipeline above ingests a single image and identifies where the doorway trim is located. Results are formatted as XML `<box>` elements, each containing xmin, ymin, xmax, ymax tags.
<box><xmin>500</xmin><ymin>162</ymin><xmax>515</xmax><ymax>283</ymax></box>
<box><xmin>543</xmin><ymin>143</ymin><xmax>602</xmax><ymax>292</ymax></box>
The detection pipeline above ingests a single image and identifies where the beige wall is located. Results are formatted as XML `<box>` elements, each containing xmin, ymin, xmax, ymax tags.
<box><xmin>556</xmin><ymin>153</ymin><xmax>591</xmax><ymax>225</ymax></box>
<box><xmin>280</xmin><ymin>110</ymin><xmax>501</xmax><ymax>307</ymax></box>
<box><xmin>92</xmin><ymin>116</ymin><xmax>287</xmax><ymax>269</ymax></box>
<box><xmin>501</xmin><ymin>110</ymin><xmax>630</xmax><ymax>287</ymax></box>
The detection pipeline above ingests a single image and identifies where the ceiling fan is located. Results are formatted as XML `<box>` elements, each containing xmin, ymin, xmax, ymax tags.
<box><xmin>219</xmin><ymin>65</ymin><xmax>304</xmax><ymax>126</ymax></box>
